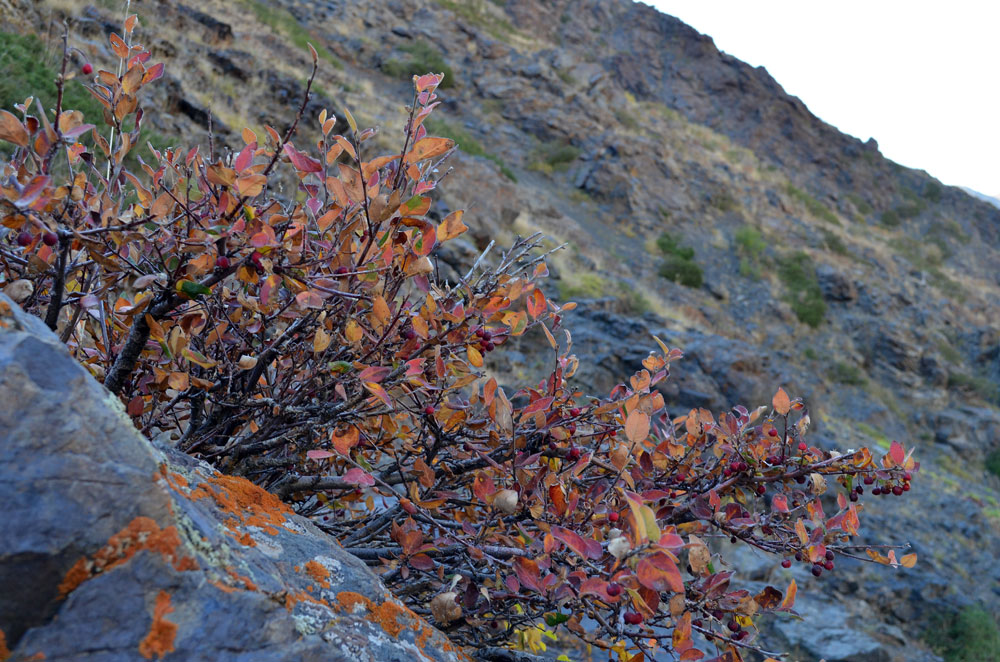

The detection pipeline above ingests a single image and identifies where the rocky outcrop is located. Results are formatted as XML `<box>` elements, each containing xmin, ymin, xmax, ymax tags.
<box><xmin>0</xmin><ymin>295</ymin><xmax>462</xmax><ymax>662</ymax></box>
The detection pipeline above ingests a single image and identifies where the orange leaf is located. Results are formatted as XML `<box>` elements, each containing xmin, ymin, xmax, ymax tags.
<box><xmin>624</xmin><ymin>410</ymin><xmax>650</xmax><ymax>443</ymax></box>
<box><xmin>404</xmin><ymin>136</ymin><xmax>454</xmax><ymax>164</ymax></box>
<box><xmin>0</xmin><ymin>110</ymin><xmax>29</xmax><ymax>146</ymax></box>
<box><xmin>900</xmin><ymin>553</ymin><xmax>917</xmax><ymax>568</ymax></box>
<box><xmin>636</xmin><ymin>552</ymin><xmax>684</xmax><ymax>592</ymax></box>
<box><xmin>363</xmin><ymin>381</ymin><xmax>392</xmax><ymax>408</ymax></box>
<box><xmin>772</xmin><ymin>387</ymin><xmax>790</xmax><ymax>415</ymax></box>
<box><xmin>778</xmin><ymin>579</ymin><xmax>797</xmax><ymax>611</ymax></box>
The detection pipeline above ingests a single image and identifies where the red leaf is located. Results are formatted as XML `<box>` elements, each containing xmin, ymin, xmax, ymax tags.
<box><xmin>343</xmin><ymin>467</ymin><xmax>375</xmax><ymax>486</ymax></box>
<box><xmin>772</xmin><ymin>494</ymin><xmax>789</xmax><ymax>513</ymax></box>
<box><xmin>551</xmin><ymin>525</ymin><xmax>602</xmax><ymax>560</ymax></box>
<box><xmin>307</xmin><ymin>450</ymin><xmax>334</xmax><ymax>460</ymax></box>
<box><xmin>889</xmin><ymin>440</ymin><xmax>905</xmax><ymax>465</ymax></box>
<box><xmin>283</xmin><ymin>143</ymin><xmax>323</xmax><ymax>172</ymax></box>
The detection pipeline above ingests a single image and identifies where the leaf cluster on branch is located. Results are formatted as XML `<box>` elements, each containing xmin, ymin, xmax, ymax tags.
<box><xmin>0</xmin><ymin>16</ymin><xmax>918</xmax><ymax>662</ymax></box>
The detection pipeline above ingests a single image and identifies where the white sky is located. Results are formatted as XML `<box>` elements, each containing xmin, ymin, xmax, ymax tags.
<box><xmin>646</xmin><ymin>1</ymin><xmax>1000</xmax><ymax>196</ymax></box>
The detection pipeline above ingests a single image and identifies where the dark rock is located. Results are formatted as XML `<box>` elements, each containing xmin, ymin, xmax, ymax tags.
<box><xmin>0</xmin><ymin>295</ymin><xmax>461</xmax><ymax>662</ymax></box>
<box><xmin>816</xmin><ymin>264</ymin><xmax>857</xmax><ymax>301</ymax></box>
<box><xmin>207</xmin><ymin>49</ymin><xmax>254</xmax><ymax>81</ymax></box>
<box><xmin>176</xmin><ymin>4</ymin><xmax>234</xmax><ymax>43</ymax></box>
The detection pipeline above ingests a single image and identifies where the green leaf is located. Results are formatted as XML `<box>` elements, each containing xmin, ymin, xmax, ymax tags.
<box><xmin>544</xmin><ymin>612</ymin><xmax>569</xmax><ymax>627</ymax></box>
<box><xmin>328</xmin><ymin>360</ymin><xmax>353</xmax><ymax>373</ymax></box>
<box><xmin>177</xmin><ymin>280</ymin><xmax>212</xmax><ymax>297</ymax></box>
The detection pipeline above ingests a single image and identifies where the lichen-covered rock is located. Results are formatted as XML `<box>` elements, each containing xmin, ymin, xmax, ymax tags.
<box><xmin>0</xmin><ymin>294</ymin><xmax>464</xmax><ymax>662</ymax></box>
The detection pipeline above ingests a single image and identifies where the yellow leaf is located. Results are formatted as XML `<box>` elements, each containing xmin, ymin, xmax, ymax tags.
<box><xmin>467</xmin><ymin>345</ymin><xmax>483</xmax><ymax>368</ymax></box>
<box><xmin>900</xmin><ymin>553</ymin><xmax>917</xmax><ymax>568</ymax></box>
<box><xmin>313</xmin><ymin>327</ymin><xmax>331</xmax><ymax>354</ymax></box>
<box><xmin>437</xmin><ymin>210</ymin><xmax>468</xmax><ymax>241</ymax></box>
<box><xmin>345</xmin><ymin>320</ymin><xmax>362</xmax><ymax>343</ymax></box>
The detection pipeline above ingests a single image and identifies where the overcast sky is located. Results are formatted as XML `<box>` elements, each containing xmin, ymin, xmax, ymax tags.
<box><xmin>646</xmin><ymin>1</ymin><xmax>1000</xmax><ymax>196</ymax></box>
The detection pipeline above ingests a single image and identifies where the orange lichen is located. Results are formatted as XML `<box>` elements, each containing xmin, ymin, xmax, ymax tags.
<box><xmin>304</xmin><ymin>560</ymin><xmax>331</xmax><ymax>588</ymax></box>
<box><xmin>57</xmin><ymin>517</ymin><xmax>197</xmax><ymax>598</ymax></box>
<box><xmin>225</xmin><ymin>568</ymin><xmax>258</xmax><ymax>592</ymax></box>
<box><xmin>0</xmin><ymin>629</ymin><xmax>10</xmax><ymax>662</ymax></box>
<box><xmin>138</xmin><ymin>591</ymin><xmax>177</xmax><ymax>660</ymax></box>
<box><xmin>332</xmin><ymin>591</ymin><xmax>414</xmax><ymax>638</ymax></box>
<box><xmin>166</xmin><ymin>471</ymin><xmax>189</xmax><ymax>491</ymax></box>
<box><xmin>226</xmin><ymin>530</ymin><xmax>256</xmax><ymax>547</ymax></box>
<box><xmin>189</xmin><ymin>474</ymin><xmax>295</xmax><ymax>538</ymax></box>
<box><xmin>284</xmin><ymin>589</ymin><xmax>330</xmax><ymax>610</ymax></box>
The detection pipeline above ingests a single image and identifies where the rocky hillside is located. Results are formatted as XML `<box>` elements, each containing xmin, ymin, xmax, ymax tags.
<box><xmin>2</xmin><ymin>0</ymin><xmax>998</xmax><ymax>659</ymax></box>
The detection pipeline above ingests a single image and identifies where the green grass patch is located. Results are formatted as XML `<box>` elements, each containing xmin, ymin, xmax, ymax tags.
<box><xmin>821</xmin><ymin>229</ymin><xmax>848</xmax><ymax>255</ymax></box>
<box><xmin>847</xmin><ymin>193</ymin><xmax>873</xmax><ymax>215</ymax></box>
<box><xmin>776</xmin><ymin>252</ymin><xmax>826</xmax><ymax>327</ymax></box>
<box><xmin>856</xmin><ymin>422</ymin><xmax>890</xmax><ymax>450</ymax></box>
<box><xmin>434</xmin><ymin>0</ymin><xmax>522</xmax><ymax>41</ymax></box>
<box><xmin>830</xmin><ymin>361</ymin><xmax>866</xmax><ymax>386</ymax></box>
<box><xmin>709</xmin><ymin>190</ymin><xmax>739</xmax><ymax>212</ymax></box>
<box><xmin>382</xmin><ymin>41</ymin><xmax>454</xmax><ymax>88</ymax></box>
<box><xmin>527</xmin><ymin>141</ymin><xmax>581</xmax><ymax>173</ymax></box>
<box><xmin>948</xmin><ymin>372</ymin><xmax>999</xmax><ymax>404</ymax></box>
<box><xmin>240</xmin><ymin>0</ymin><xmax>341</xmax><ymax>68</ymax></box>
<box><xmin>786</xmin><ymin>183</ymin><xmax>840</xmax><ymax>225</ymax></box>
<box><xmin>734</xmin><ymin>226</ymin><xmax>766</xmax><ymax>280</ymax></box>
<box><xmin>926</xmin><ymin>606</ymin><xmax>1000</xmax><ymax>662</ymax></box>
<box><xmin>424</xmin><ymin>118</ymin><xmax>516</xmax><ymax>181</ymax></box>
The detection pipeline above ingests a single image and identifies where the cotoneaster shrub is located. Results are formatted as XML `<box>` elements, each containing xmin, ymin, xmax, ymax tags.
<box><xmin>0</xmin><ymin>16</ymin><xmax>920</xmax><ymax>662</ymax></box>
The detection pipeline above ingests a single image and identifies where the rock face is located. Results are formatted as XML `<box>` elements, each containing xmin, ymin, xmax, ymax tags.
<box><xmin>0</xmin><ymin>295</ymin><xmax>462</xmax><ymax>662</ymax></box>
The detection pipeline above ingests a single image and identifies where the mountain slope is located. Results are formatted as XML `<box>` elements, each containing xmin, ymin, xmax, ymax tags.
<box><xmin>2</xmin><ymin>0</ymin><xmax>998</xmax><ymax>659</ymax></box>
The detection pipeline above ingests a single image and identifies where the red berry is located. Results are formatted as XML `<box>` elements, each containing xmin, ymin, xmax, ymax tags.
<box><xmin>903</xmin><ymin>482</ymin><xmax>910</xmax><ymax>491</ymax></box>
<box><xmin>569</xmin><ymin>407</ymin><xmax>581</xmax><ymax>417</ymax></box>
<box><xmin>756</xmin><ymin>484</ymin><xmax>766</xmax><ymax>495</ymax></box>
<box><xmin>849</xmin><ymin>492</ymin><xmax>859</xmax><ymax>502</ymax></box>
<box><xmin>863</xmin><ymin>475</ymin><xmax>874</xmax><ymax>485</ymax></box>
<box><xmin>871</xmin><ymin>487</ymin><xmax>881</xmax><ymax>495</ymax></box>
<box><xmin>892</xmin><ymin>485</ymin><xmax>903</xmax><ymax>496</ymax></box>
<box><xmin>768</xmin><ymin>428</ymin><xmax>779</xmax><ymax>437</ymax></box>
<box><xmin>485</xmin><ymin>341</ymin><xmax>495</xmax><ymax>351</ymax></box>
<box><xmin>42</xmin><ymin>231</ymin><xmax>58</xmax><ymax>246</ymax></box>
<box><xmin>798</xmin><ymin>442</ymin><xmax>808</xmax><ymax>451</ymax></box>
<box><xmin>250</xmin><ymin>252</ymin><xmax>262</xmax><ymax>266</ymax></box>
<box><xmin>215</xmin><ymin>256</ymin><xmax>230</xmax><ymax>269</ymax></box>
<box><xmin>475</xmin><ymin>327</ymin><xmax>487</xmax><ymax>338</ymax></box>
<box><xmin>81</xmin><ymin>62</ymin><xmax>93</xmax><ymax>75</ymax></box>
<box><xmin>402</xmin><ymin>328</ymin><xmax>416</xmax><ymax>340</ymax></box>
<box><xmin>811</xmin><ymin>565</ymin><xmax>823</xmax><ymax>577</ymax></box>
<box><xmin>606</xmin><ymin>582</ymin><xmax>622</xmax><ymax>596</ymax></box>
<box><xmin>567</xmin><ymin>446</ymin><xmax>581</xmax><ymax>461</ymax></box>
<box><xmin>729</xmin><ymin>461</ymin><xmax>740</xmax><ymax>473</ymax></box>
<box><xmin>734</xmin><ymin>630</ymin><xmax>748</xmax><ymax>640</ymax></box>
<box><xmin>335</xmin><ymin>266</ymin><xmax>348</xmax><ymax>275</ymax></box>
<box><xmin>904</xmin><ymin>472</ymin><xmax>912</xmax><ymax>481</ymax></box>
<box><xmin>824</xmin><ymin>560</ymin><xmax>834</xmax><ymax>571</ymax></box>
<box><xmin>423</xmin><ymin>406</ymin><xmax>435</xmax><ymax>416</ymax></box>
<box><xmin>727</xmin><ymin>620</ymin><xmax>740</xmax><ymax>632</ymax></box>
<box><xmin>737</xmin><ymin>461</ymin><xmax>748</xmax><ymax>472</ymax></box>
<box><xmin>16</xmin><ymin>231</ymin><xmax>32</xmax><ymax>247</ymax></box>
<box><xmin>624</xmin><ymin>612</ymin><xmax>643</xmax><ymax>625</ymax></box>
<box><xmin>781</xmin><ymin>559</ymin><xmax>791</xmax><ymax>568</ymax></box>
<box><xmin>794</xmin><ymin>552</ymin><xmax>804</xmax><ymax>562</ymax></box>
<box><xmin>608</xmin><ymin>511</ymin><xmax>619</xmax><ymax>523</ymax></box>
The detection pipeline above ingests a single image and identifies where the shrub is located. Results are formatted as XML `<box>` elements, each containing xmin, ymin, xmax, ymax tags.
<box><xmin>0</xmin><ymin>21</ymin><xmax>920</xmax><ymax>660</ymax></box>
<box><xmin>927</xmin><ymin>606</ymin><xmax>1000</xmax><ymax>662</ymax></box>
<box><xmin>734</xmin><ymin>226</ymin><xmax>766</xmax><ymax>279</ymax></box>
<box><xmin>880</xmin><ymin>209</ymin><xmax>900</xmax><ymax>227</ymax></box>
<box><xmin>923</xmin><ymin>181</ymin><xmax>943</xmax><ymax>203</ymax></box>
<box><xmin>947</xmin><ymin>372</ymin><xmax>1000</xmax><ymax>403</ymax></box>
<box><xmin>240</xmin><ymin>0</ymin><xmax>340</xmax><ymax>67</ymax></box>
<box><xmin>986</xmin><ymin>450</ymin><xmax>1000</xmax><ymax>480</ymax></box>
<box><xmin>656</xmin><ymin>232</ymin><xmax>702</xmax><ymax>287</ymax></box>
<box><xmin>777</xmin><ymin>252</ymin><xmax>826</xmax><ymax>327</ymax></box>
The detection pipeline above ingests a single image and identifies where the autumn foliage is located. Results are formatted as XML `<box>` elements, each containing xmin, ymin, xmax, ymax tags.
<box><xmin>0</xmin><ymin>16</ymin><xmax>919</xmax><ymax>662</ymax></box>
